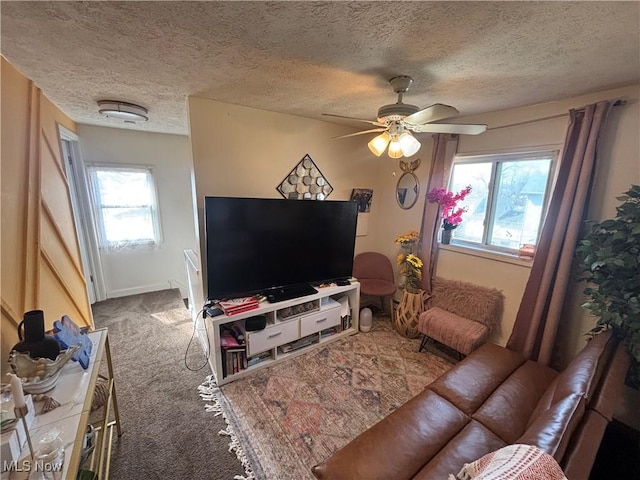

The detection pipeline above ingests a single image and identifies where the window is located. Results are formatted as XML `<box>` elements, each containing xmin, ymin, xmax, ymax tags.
<box><xmin>448</xmin><ymin>151</ymin><xmax>556</xmax><ymax>252</ymax></box>
<box><xmin>88</xmin><ymin>165</ymin><xmax>161</xmax><ymax>248</ymax></box>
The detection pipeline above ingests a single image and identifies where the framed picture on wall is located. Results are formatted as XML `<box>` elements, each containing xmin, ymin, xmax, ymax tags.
<box><xmin>350</xmin><ymin>188</ymin><xmax>373</xmax><ymax>213</ymax></box>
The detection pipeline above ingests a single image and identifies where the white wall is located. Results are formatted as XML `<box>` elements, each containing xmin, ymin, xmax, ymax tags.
<box><xmin>77</xmin><ymin>125</ymin><xmax>197</xmax><ymax>298</ymax></box>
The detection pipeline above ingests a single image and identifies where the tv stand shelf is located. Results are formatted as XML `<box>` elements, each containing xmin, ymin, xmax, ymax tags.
<box><xmin>207</xmin><ymin>282</ymin><xmax>360</xmax><ymax>385</ymax></box>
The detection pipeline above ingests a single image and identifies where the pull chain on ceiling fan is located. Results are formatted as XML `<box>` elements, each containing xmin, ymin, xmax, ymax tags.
<box><xmin>323</xmin><ymin>75</ymin><xmax>487</xmax><ymax>159</ymax></box>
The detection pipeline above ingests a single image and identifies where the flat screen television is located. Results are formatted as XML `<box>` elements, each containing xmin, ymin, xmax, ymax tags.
<box><xmin>204</xmin><ymin>196</ymin><xmax>358</xmax><ymax>302</ymax></box>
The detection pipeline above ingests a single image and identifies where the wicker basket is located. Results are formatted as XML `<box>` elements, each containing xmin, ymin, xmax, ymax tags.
<box><xmin>393</xmin><ymin>289</ymin><xmax>426</xmax><ymax>338</ymax></box>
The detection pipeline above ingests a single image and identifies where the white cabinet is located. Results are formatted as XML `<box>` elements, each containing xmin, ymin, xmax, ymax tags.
<box><xmin>207</xmin><ymin>282</ymin><xmax>360</xmax><ymax>385</ymax></box>
<box><xmin>247</xmin><ymin>319</ymin><xmax>299</xmax><ymax>356</ymax></box>
<box><xmin>299</xmin><ymin>303</ymin><xmax>341</xmax><ymax>337</ymax></box>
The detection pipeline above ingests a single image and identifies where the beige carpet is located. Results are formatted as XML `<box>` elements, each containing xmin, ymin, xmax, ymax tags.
<box><xmin>203</xmin><ymin>316</ymin><xmax>455</xmax><ymax>480</ymax></box>
<box><xmin>91</xmin><ymin>289</ymin><xmax>246</xmax><ymax>479</ymax></box>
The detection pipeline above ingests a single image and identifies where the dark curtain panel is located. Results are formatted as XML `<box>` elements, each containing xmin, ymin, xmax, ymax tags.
<box><xmin>506</xmin><ymin>101</ymin><xmax>613</xmax><ymax>365</ymax></box>
<box><xmin>418</xmin><ymin>133</ymin><xmax>458</xmax><ymax>294</ymax></box>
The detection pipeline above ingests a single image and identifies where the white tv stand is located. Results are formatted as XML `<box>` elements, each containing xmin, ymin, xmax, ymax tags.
<box><xmin>206</xmin><ymin>282</ymin><xmax>360</xmax><ymax>385</ymax></box>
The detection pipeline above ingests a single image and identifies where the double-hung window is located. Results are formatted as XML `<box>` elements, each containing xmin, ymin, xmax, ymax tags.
<box><xmin>448</xmin><ymin>151</ymin><xmax>557</xmax><ymax>252</ymax></box>
<box><xmin>87</xmin><ymin>165</ymin><xmax>161</xmax><ymax>248</ymax></box>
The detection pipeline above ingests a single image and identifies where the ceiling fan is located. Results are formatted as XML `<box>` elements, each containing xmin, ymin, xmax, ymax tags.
<box><xmin>323</xmin><ymin>75</ymin><xmax>487</xmax><ymax>159</ymax></box>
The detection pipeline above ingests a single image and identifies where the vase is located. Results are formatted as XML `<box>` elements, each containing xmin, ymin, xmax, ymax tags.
<box><xmin>393</xmin><ymin>290</ymin><xmax>425</xmax><ymax>339</ymax></box>
<box><xmin>441</xmin><ymin>229</ymin><xmax>453</xmax><ymax>245</ymax></box>
<box><xmin>11</xmin><ymin>310</ymin><xmax>61</xmax><ymax>360</ymax></box>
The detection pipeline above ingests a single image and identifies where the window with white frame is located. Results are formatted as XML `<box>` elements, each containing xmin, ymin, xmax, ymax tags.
<box><xmin>87</xmin><ymin>165</ymin><xmax>161</xmax><ymax>248</ymax></box>
<box><xmin>448</xmin><ymin>151</ymin><xmax>557</xmax><ymax>252</ymax></box>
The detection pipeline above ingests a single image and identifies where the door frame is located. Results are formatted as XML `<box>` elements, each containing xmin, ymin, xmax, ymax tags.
<box><xmin>59</xmin><ymin>126</ymin><xmax>107</xmax><ymax>303</ymax></box>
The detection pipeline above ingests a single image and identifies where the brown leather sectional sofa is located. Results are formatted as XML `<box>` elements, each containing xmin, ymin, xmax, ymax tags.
<box><xmin>312</xmin><ymin>330</ymin><xmax>629</xmax><ymax>480</ymax></box>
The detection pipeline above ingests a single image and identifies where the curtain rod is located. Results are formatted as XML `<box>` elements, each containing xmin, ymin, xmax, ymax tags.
<box><xmin>486</xmin><ymin>99</ymin><xmax>626</xmax><ymax>131</ymax></box>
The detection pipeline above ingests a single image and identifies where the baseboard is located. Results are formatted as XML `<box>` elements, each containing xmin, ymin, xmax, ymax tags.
<box><xmin>106</xmin><ymin>283</ymin><xmax>175</xmax><ymax>299</ymax></box>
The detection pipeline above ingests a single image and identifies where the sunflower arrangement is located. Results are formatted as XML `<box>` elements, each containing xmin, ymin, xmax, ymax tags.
<box><xmin>394</xmin><ymin>230</ymin><xmax>420</xmax><ymax>247</ymax></box>
<box><xmin>395</xmin><ymin>231</ymin><xmax>423</xmax><ymax>292</ymax></box>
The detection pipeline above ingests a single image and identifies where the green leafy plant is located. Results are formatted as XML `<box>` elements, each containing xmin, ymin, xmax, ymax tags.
<box><xmin>576</xmin><ymin>185</ymin><xmax>640</xmax><ymax>387</ymax></box>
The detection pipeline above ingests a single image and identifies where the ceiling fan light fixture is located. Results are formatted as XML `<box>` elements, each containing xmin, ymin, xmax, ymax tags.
<box><xmin>98</xmin><ymin>100</ymin><xmax>148</xmax><ymax>122</ymax></box>
<box><xmin>398</xmin><ymin>132</ymin><xmax>421</xmax><ymax>157</ymax></box>
<box><xmin>368</xmin><ymin>132</ymin><xmax>391</xmax><ymax>156</ymax></box>
<box><xmin>387</xmin><ymin>140</ymin><xmax>403</xmax><ymax>159</ymax></box>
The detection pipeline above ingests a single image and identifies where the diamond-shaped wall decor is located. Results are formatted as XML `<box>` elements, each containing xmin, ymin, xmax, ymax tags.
<box><xmin>276</xmin><ymin>154</ymin><xmax>333</xmax><ymax>200</ymax></box>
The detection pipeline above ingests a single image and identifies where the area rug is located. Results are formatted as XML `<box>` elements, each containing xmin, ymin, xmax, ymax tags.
<box><xmin>200</xmin><ymin>316</ymin><xmax>455</xmax><ymax>480</ymax></box>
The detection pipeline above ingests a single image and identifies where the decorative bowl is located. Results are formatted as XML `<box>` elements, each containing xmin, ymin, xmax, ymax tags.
<box><xmin>9</xmin><ymin>344</ymin><xmax>81</xmax><ymax>393</ymax></box>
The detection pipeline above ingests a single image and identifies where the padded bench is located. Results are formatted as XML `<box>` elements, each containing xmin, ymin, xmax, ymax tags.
<box><xmin>418</xmin><ymin>277</ymin><xmax>504</xmax><ymax>356</ymax></box>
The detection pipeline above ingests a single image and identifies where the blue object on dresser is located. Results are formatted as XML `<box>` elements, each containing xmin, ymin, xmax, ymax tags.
<box><xmin>53</xmin><ymin>315</ymin><xmax>92</xmax><ymax>369</ymax></box>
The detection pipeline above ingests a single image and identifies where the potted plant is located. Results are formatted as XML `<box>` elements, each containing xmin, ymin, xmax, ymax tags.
<box><xmin>575</xmin><ymin>185</ymin><xmax>640</xmax><ymax>387</ymax></box>
<box><xmin>394</xmin><ymin>230</ymin><xmax>422</xmax><ymax>291</ymax></box>
<box><xmin>426</xmin><ymin>186</ymin><xmax>472</xmax><ymax>244</ymax></box>
<box><xmin>394</xmin><ymin>231</ymin><xmax>425</xmax><ymax>338</ymax></box>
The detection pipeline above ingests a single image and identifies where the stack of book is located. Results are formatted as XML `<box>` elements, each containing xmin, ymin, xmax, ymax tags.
<box><xmin>220</xmin><ymin>326</ymin><xmax>247</xmax><ymax>377</ymax></box>
<box><xmin>219</xmin><ymin>297</ymin><xmax>259</xmax><ymax>315</ymax></box>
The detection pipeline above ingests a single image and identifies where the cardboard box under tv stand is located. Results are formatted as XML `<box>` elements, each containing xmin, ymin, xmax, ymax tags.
<box><xmin>207</xmin><ymin>282</ymin><xmax>360</xmax><ymax>385</ymax></box>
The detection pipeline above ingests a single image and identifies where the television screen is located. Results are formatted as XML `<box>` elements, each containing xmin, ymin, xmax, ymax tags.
<box><xmin>204</xmin><ymin>197</ymin><xmax>358</xmax><ymax>301</ymax></box>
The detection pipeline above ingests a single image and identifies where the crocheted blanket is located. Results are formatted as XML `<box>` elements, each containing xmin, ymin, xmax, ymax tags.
<box><xmin>449</xmin><ymin>444</ymin><xmax>568</xmax><ymax>480</ymax></box>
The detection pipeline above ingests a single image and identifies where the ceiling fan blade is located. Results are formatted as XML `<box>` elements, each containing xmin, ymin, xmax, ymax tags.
<box><xmin>403</xmin><ymin>104</ymin><xmax>459</xmax><ymax>125</ymax></box>
<box><xmin>323</xmin><ymin>113</ymin><xmax>386</xmax><ymax>127</ymax></box>
<box><xmin>406</xmin><ymin>123</ymin><xmax>487</xmax><ymax>135</ymax></box>
<box><xmin>333</xmin><ymin>128</ymin><xmax>387</xmax><ymax>139</ymax></box>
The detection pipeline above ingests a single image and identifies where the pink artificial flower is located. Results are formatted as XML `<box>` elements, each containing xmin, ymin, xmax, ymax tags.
<box><xmin>427</xmin><ymin>186</ymin><xmax>472</xmax><ymax>229</ymax></box>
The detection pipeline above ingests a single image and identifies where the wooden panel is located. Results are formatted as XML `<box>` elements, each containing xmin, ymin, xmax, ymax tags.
<box><xmin>1</xmin><ymin>60</ymin><xmax>31</xmax><ymax>318</ymax></box>
<box><xmin>1</xmin><ymin>58</ymin><xmax>93</xmax><ymax>372</ymax></box>
<box><xmin>38</xmin><ymin>259</ymin><xmax>87</xmax><ymax>331</ymax></box>
<box><xmin>40</xmin><ymin>210</ymin><xmax>91</xmax><ymax>317</ymax></box>
<box><xmin>2</xmin><ymin>303</ymin><xmax>22</xmax><ymax>358</ymax></box>
<box><xmin>40</xmin><ymin>132</ymin><xmax>81</xmax><ymax>261</ymax></box>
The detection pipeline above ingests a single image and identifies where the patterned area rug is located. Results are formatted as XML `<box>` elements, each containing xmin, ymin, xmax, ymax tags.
<box><xmin>202</xmin><ymin>316</ymin><xmax>454</xmax><ymax>480</ymax></box>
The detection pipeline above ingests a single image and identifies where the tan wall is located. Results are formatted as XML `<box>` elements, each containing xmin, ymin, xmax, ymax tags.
<box><xmin>1</xmin><ymin>58</ymin><xmax>93</xmax><ymax>368</ymax></box>
<box><xmin>371</xmin><ymin>85</ymin><xmax>639</xmax><ymax>351</ymax></box>
<box><xmin>187</xmin><ymin>96</ymin><xmax>383</xmax><ymax>266</ymax></box>
<box><xmin>372</xmin><ymin>84</ymin><xmax>640</xmax><ymax>427</ymax></box>
<box><xmin>452</xmin><ymin>84</ymin><xmax>639</xmax><ymax>351</ymax></box>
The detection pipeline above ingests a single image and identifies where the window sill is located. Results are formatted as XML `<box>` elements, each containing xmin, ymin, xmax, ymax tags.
<box><xmin>438</xmin><ymin>242</ymin><xmax>534</xmax><ymax>268</ymax></box>
<box><xmin>101</xmin><ymin>241</ymin><xmax>160</xmax><ymax>252</ymax></box>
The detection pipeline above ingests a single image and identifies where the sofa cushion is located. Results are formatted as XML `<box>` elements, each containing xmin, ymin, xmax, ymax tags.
<box><xmin>311</xmin><ymin>389</ymin><xmax>470</xmax><ymax>480</ymax></box>
<box><xmin>429</xmin><ymin>342</ymin><xmax>526</xmax><ymax>415</ymax></box>
<box><xmin>412</xmin><ymin>420</ymin><xmax>507</xmax><ymax>479</ymax></box>
<box><xmin>473</xmin><ymin>360</ymin><xmax>558</xmax><ymax>443</ymax></box>
<box><xmin>419</xmin><ymin>307</ymin><xmax>490</xmax><ymax>355</ymax></box>
<box><xmin>517</xmin><ymin>393</ymin><xmax>585</xmax><ymax>460</ymax></box>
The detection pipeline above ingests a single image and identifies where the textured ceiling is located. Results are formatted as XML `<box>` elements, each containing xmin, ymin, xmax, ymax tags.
<box><xmin>2</xmin><ymin>1</ymin><xmax>639</xmax><ymax>135</ymax></box>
